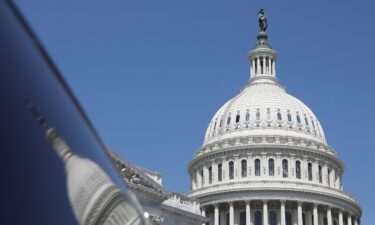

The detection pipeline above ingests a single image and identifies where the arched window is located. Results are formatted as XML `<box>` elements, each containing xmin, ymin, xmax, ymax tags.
<box><xmin>311</xmin><ymin>118</ymin><xmax>316</xmax><ymax>129</ymax></box>
<box><xmin>269</xmin><ymin>159</ymin><xmax>275</xmax><ymax>176</ymax></box>
<box><xmin>277</xmin><ymin>111</ymin><xmax>282</xmax><ymax>121</ymax></box>
<box><xmin>240</xmin><ymin>212</ymin><xmax>246</xmax><ymax>225</ymax></box>
<box><xmin>213</xmin><ymin>121</ymin><xmax>217</xmax><ymax>130</ymax></box>
<box><xmin>308</xmin><ymin>163</ymin><xmax>313</xmax><ymax>181</ymax></box>
<box><xmin>229</xmin><ymin>161</ymin><xmax>234</xmax><ymax>180</ymax></box>
<box><xmin>245</xmin><ymin>111</ymin><xmax>250</xmax><ymax>121</ymax></box>
<box><xmin>227</xmin><ymin>115</ymin><xmax>231</xmax><ymax>125</ymax></box>
<box><xmin>286</xmin><ymin>212</ymin><xmax>293</xmax><ymax>225</ymax></box>
<box><xmin>200</xmin><ymin>169</ymin><xmax>204</xmax><ymax>186</ymax></box>
<box><xmin>255</xmin><ymin>159</ymin><xmax>261</xmax><ymax>176</ymax></box>
<box><xmin>296</xmin><ymin>160</ymin><xmax>301</xmax><ymax>179</ymax></box>
<box><xmin>208</xmin><ymin>166</ymin><xmax>212</xmax><ymax>184</ymax></box>
<box><xmin>218</xmin><ymin>163</ymin><xmax>222</xmax><ymax>182</ymax></box>
<box><xmin>236</xmin><ymin>114</ymin><xmax>240</xmax><ymax>123</ymax></box>
<box><xmin>269</xmin><ymin>211</ymin><xmax>277</xmax><ymax>225</ymax></box>
<box><xmin>256</xmin><ymin>109</ymin><xmax>261</xmax><ymax>121</ymax></box>
<box><xmin>241</xmin><ymin>160</ymin><xmax>247</xmax><ymax>177</ymax></box>
<box><xmin>323</xmin><ymin>217</ymin><xmax>328</xmax><ymax>225</ymax></box>
<box><xmin>282</xmin><ymin>159</ymin><xmax>288</xmax><ymax>178</ymax></box>
<box><xmin>319</xmin><ymin>165</ymin><xmax>322</xmax><ymax>183</ymax></box>
<box><xmin>297</xmin><ymin>114</ymin><xmax>301</xmax><ymax>124</ymax></box>
<box><xmin>219</xmin><ymin>119</ymin><xmax>223</xmax><ymax>128</ymax></box>
<box><xmin>226</xmin><ymin>213</ymin><xmax>229</xmax><ymax>225</ymax></box>
<box><xmin>287</xmin><ymin>112</ymin><xmax>292</xmax><ymax>122</ymax></box>
<box><xmin>267</xmin><ymin>108</ymin><xmax>271</xmax><ymax>120</ymax></box>
<box><xmin>304</xmin><ymin>116</ymin><xmax>309</xmax><ymax>126</ymax></box>
<box><xmin>255</xmin><ymin>211</ymin><xmax>262</xmax><ymax>225</ymax></box>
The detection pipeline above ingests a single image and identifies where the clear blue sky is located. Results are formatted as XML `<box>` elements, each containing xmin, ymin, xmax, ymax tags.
<box><xmin>15</xmin><ymin>1</ymin><xmax>374</xmax><ymax>223</ymax></box>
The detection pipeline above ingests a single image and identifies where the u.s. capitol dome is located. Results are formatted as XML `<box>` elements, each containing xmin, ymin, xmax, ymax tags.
<box><xmin>188</xmin><ymin>11</ymin><xmax>361</xmax><ymax>225</ymax></box>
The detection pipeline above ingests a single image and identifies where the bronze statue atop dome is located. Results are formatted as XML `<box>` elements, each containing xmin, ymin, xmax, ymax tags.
<box><xmin>258</xmin><ymin>9</ymin><xmax>267</xmax><ymax>32</ymax></box>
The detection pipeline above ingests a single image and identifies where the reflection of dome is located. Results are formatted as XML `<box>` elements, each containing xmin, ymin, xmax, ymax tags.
<box><xmin>40</xmin><ymin>122</ymin><xmax>142</xmax><ymax>225</ymax></box>
<box><xmin>204</xmin><ymin>82</ymin><xmax>326</xmax><ymax>146</ymax></box>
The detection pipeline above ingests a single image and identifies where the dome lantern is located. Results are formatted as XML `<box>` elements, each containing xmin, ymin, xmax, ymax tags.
<box><xmin>248</xmin><ymin>10</ymin><xmax>278</xmax><ymax>82</ymax></box>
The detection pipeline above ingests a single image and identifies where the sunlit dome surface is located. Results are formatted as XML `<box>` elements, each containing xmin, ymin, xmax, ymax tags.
<box><xmin>203</xmin><ymin>79</ymin><xmax>326</xmax><ymax>146</ymax></box>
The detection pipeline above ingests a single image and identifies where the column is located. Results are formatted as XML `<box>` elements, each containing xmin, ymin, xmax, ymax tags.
<box><xmin>230</xmin><ymin>202</ymin><xmax>234</xmax><ymax>225</ymax></box>
<box><xmin>297</xmin><ymin>202</ymin><xmax>303</xmax><ymax>225</ymax></box>
<box><xmin>272</xmin><ymin>60</ymin><xmax>276</xmax><ymax>76</ymax></box>
<box><xmin>268</xmin><ymin>57</ymin><xmax>271</xmax><ymax>75</ymax></box>
<box><xmin>257</xmin><ymin>57</ymin><xmax>261</xmax><ymax>74</ymax></box>
<box><xmin>262</xmin><ymin>57</ymin><xmax>266</xmax><ymax>74</ymax></box>
<box><xmin>202</xmin><ymin>208</ymin><xmax>206</xmax><ymax>225</ymax></box>
<box><xmin>215</xmin><ymin>204</ymin><xmax>220</xmax><ymax>225</ymax></box>
<box><xmin>354</xmin><ymin>218</ymin><xmax>358</xmax><ymax>225</ymax></box>
<box><xmin>338</xmin><ymin>211</ymin><xmax>343</xmax><ymax>225</ymax></box>
<box><xmin>347</xmin><ymin>215</ymin><xmax>352</xmax><ymax>225</ymax></box>
<box><xmin>250</xmin><ymin>59</ymin><xmax>255</xmax><ymax>77</ymax></box>
<box><xmin>213</xmin><ymin>161</ymin><xmax>217</xmax><ymax>184</ymax></box>
<box><xmin>280</xmin><ymin>200</ymin><xmax>286</xmax><ymax>225</ymax></box>
<box><xmin>313</xmin><ymin>204</ymin><xmax>318</xmax><ymax>225</ymax></box>
<box><xmin>263</xmin><ymin>200</ymin><xmax>268</xmax><ymax>225</ymax></box>
<box><xmin>331</xmin><ymin>168</ymin><xmax>336</xmax><ymax>188</ymax></box>
<box><xmin>327</xmin><ymin>207</ymin><xmax>332</xmax><ymax>225</ymax></box>
<box><xmin>307</xmin><ymin>210</ymin><xmax>312</xmax><ymax>225</ymax></box>
<box><xmin>246</xmin><ymin>201</ymin><xmax>251</xmax><ymax>225</ymax></box>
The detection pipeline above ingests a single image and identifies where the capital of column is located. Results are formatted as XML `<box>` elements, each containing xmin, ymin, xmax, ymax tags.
<box><xmin>229</xmin><ymin>201</ymin><xmax>234</xmax><ymax>207</ymax></box>
<box><xmin>263</xmin><ymin>200</ymin><xmax>268</xmax><ymax>204</ymax></box>
<box><xmin>280</xmin><ymin>200</ymin><xmax>286</xmax><ymax>205</ymax></box>
<box><xmin>297</xmin><ymin>201</ymin><xmax>303</xmax><ymax>206</ymax></box>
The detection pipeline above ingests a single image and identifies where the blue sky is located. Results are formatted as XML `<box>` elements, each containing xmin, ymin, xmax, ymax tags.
<box><xmin>15</xmin><ymin>1</ymin><xmax>374</xmax><ymax>223</ymax></box>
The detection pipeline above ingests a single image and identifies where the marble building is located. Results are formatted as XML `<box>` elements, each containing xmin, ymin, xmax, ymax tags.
<box><xmin>187</xmin><ymin>11</ymin><xmax>362</xmax><ymax>225</ymax></box>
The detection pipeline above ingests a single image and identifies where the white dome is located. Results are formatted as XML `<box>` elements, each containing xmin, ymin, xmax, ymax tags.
<box><xmin>203</xmin><ymin>80</ymin><xmax>326</xmax><ymax>146</ymax></box>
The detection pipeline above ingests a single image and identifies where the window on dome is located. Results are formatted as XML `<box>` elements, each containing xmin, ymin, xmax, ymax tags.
<box><xmin>219</xmin><ymin>119</ymin><xmax>223</xmax><ymax>128</ymax></box>
<box><xmin>296</xmin><ymin>161</ymin><xmax>301</xmax><ymax>179</ymax></box>
<box><xmin>256</xmin><ymin>109</ymin><xmax>260</xmax><ymax>121</ymax></box>
<box><xmin>286</xmin><ymin>212</ymin><xmax>293</xmax><ymax>225</ymax></box>
<box><xmin>311</xmin><ymin>118</ymin><xmax>316</xmax><ymax>129</ymax></box>
<box><xmin>267</xmin><ymin>108</ymin><xmax>271</xmax><ymax>120</ymax></box>
<box><xmin>218</xmin><ymin>164</ymin><xmax>222</xmax><ymax>182</ymax></box>
<box><xmin>282</xmin><ymin>159</ymin><xmax>288</xmax><ymax>178</ymax></box>
<box><xmin>236</xmin><ymin>114</ymin><xmax>240</xmax><ymax>123</ymax></box>
<box><xmin>229</xmin><ymin>161</ymin><xmax>234</xmax><ymax>179</ymax></box>
<box><xmin>255</xmin><ymin>159</ymin><xmax>261</xmax><ymax>176</ymax></box>
<box><xmin>269</xmin><ymin>211</ymin><xmax>277</xmax><ymax>225</ymax></box>
<box><xmin>245</xmin><ymin>111</ymin><xmax>250</xmax><ymax>122</ymax></box>
<box><xmin>241</xmin><ymin>160</ymin><xmax>247</xmax><ymax>177</ymax></box>
<box><xmin>213</xmin><ymin>121</ymin><xmax>217</xmax><ymax>130</ymax></box>
<box><xmin>208</xmin><ymin>166</ymin><xmax>212</xmax><ymax>184</ymax></box>
<box><xmin>296</xmin><ymin>114</ymin><xmax>301</xmax><ymax>124</ymax></box>
<box><xmin>308</xmin><ymin>163</ymin><xmax>313</xmax><ymax>181</ymax></box>
<box><xmin>227</xmin><ymin>115</ymin><xmax>231</xmax><ymax>125</ymax></box>
<box><xmin>319</xmin><ymin>165</ymin><xmax>322</xmax><ymax>183</ymax></box>
<box><xmin>269</xmin><ymin>159</ymin><xmax>275</xmax><ymax>176</ymax></box>
<box><xmin>200</xmin><ymin>169</ymin><xmax>204</xmax><ymax>186</ymax></box>
<box><xmin>323</xmin><ymin>217</ymin><xmax>328</xmax><ymax>225</ymax></box>
<box><xmin>277</xmin><ymin>110</ymin><xmax>282</xmax><ymax>121</ymax></box>
<box><xmin>255</xmin><ymin>211</ymin><xmax>262</xmax><ymax>225</ymax></box>
<box><xmin>304</xmin><ymin>116</ymin><xmax>309</xmax><ymax>126</ymax></box>
<box><xmin>287</xmin><ymin>112</ymin><xmax>292</xmax><ymax>122</ymax></box>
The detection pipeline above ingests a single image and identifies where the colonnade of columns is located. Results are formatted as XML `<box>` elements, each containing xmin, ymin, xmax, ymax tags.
<box><xmin>250</xmin><ymin>56</ymin><xmax>276</xmax><ymax>77</ymax></box>
<box><xmin>201</xmin><ymin>200</ymin><xmax>359</xmax><ymax>225</ymax></box>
